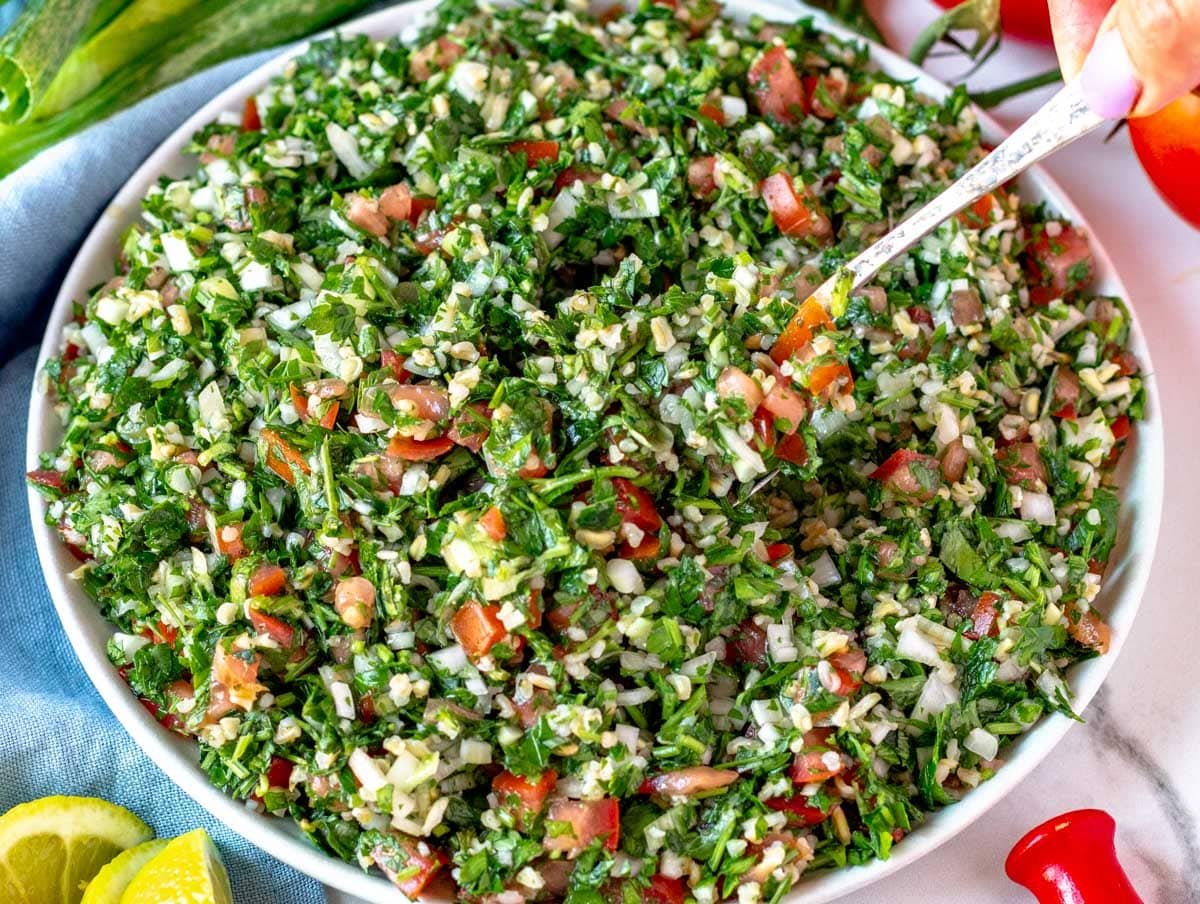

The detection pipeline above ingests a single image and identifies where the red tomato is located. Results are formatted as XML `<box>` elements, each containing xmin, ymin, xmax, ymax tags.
<box><xmin>697</xmin><ymin>102</ymin><xmax>725</xmax><ymax>125</ymax></box>
<box><xmin>140</xmin><ymin>620</ymin><xmax>179</xmax><ymax>647</ymax></box>
<box><xmin>408</xmin><ymin>196</ymin><xmax>437</xmax><ymax>226</ymax></box>
<box><xmin>613</xmin><ymin>478</ymin><xmax>662</xmax><ymax>532</ymax></box>
<box><xmin>771</xmin><ymin>297</ymin><xmax>834</xmax><ymax>365</ymax></box>
<box><xmin>288</xmin><ymin>383</ymin><xmax>309</xmax><ymax>420</ymax></box>
<box><xmin>27</xmin><ymin>469</ymin><xmax>66</xmax><ymax>492</ymax></box>
<box><xmin>447</xmin><ymin>402</ymin><xmax>491</xmax><ymax>453</ymax></box>
<box><xmin>1129</xmin><ymin>91</ymin><xmax>1200</xmax><ymax>230</ymax></box>
<box><xmin>932</xmin><ymin>0</ymin><xmax>1052</xmax><ymax>43</ymax></box>
<box><xmin>241</xmin><ymin>97</ymin><xmax>262</xmax><ymax>132</ymax></box>
<box><xmin>249</xmin><ymin>563</ymin><xmax>287</xmax><ymax>597</ymax></box>
<box><xmin>1024</xmin><ymin>225</ymin><xmax>1094</xmax><ymax>304</ymax></box>
<box><xmin>764</xmin><ymin>795</ymin><xmax>831</xmax><ymax>825</ymax></box>
<box><xmin>827</xmin><ymin>648</ymin><xmax>866</xmax><ymax>696</ymax></box>
<box><xmin>480</xmin><ymin>505</ymin><xmax>507</xmax><ymax>541</ymax></box>
<box><xmin>372</xmin><ymin>838</ymin><xmax>448</xmax><ymax>898</ymax></box>
<box><xmin>509</xmin><ymin>140</ymin><xmax>560</xmax><ymax>166</ymax></box>
<box><xmin>1111</xmin><ymin>414</ymin><xmax>1132</xmax><ymax>442</ymax></box>
<box><xmin>748</xmin><ymin>46</ymin><xmax>806</xmax><ymax>124</ymax></box>
<box><xmin>965</xmin><ymin>591</ymin><xmax>1000</xmax><ymax>640</ymax></box>
<box><xmin>265</xmin><ymin>755</ymin><xmax>294</xmax><ymax>789</ymax></box>
<box><xmin>543</xmin><ymin>798</ymin><xmax>620</xmax><ymax>855</ymax></box>
<box><xmin>764</xmin><ymin>542</ymin><xmax>792</xmax><ymax>562</ymax></box>
<box><xmin>687</xmin><ymin>156</ymin><xmax>718</xmax><ymax>197</ymax></box>
<box><xmin>493</xmin><ymin>770</ymin><xmax>556</xmax><ymax>826</ymax></box>
<box><xmin>260</xmin><ymin>428</ymin><xmax>310</xmax><ymax>485</ymax></box>
<box><xmin>380</xmin><ymin>349</ymin><xmax>410</xmax><ymax>382</ymax></box>
<box><xmin>869</xmin><ymin>449</ymin><xmax>940</xmax><ymax>500</ymax></box>
<box><xmin>760</xmin><ymin>172</ymin><xmax>828</xmax><ymax>239</ymax></box>
<box><xmin>450</xmin><ymin>601</ymin><xmax>507</xmax><ymax>658</ymax></box>
<box><xmin>997</xmin><ymin>442</ymin><xmax>1047</xmax><ymax>487</ymax></box>
<box><xmin>774</xmin><ymin>432</ymin><xmax>808</xmax><ymax>466</ymax></box>
<box><xmin>318</xmin><ymin>402</ymin><xmax>339</xmax><ymax>431</ymax></box>
<box><xmin>385</xmin><ymin>435</ymin><xmax>455</xmax><ymax>461</ymax></box>
<box><xmin>215</xmin><ymin>522</ymin><xmax>247</xmax><ymax>559</ymax></box>
<box><xmin>808</xmin><ymin>361</ymin><xmax>853</xmax><ymax>399</ymax></box>
<box><xmin>249</xmin><ymin>609</ymin><xmax>296</xmax><ymax>648</ymax></box>
<box><xmin>646</xmin><ymin>875</ymin><xmax>688</xmax><ymax>904</ymax></box>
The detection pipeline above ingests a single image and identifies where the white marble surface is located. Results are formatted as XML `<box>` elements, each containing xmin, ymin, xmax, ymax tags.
<box><xmin>329</xmin><ymin>4</ymin><xmax>1200</xmax><ymax>901</ymax></box>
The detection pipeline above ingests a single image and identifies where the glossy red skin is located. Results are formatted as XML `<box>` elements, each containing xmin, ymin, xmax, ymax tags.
<box><xmin>933</xmin><ymin>0</ymin><xmax>1053</xmax><ymax>43</ymax></box>
<box><xmin>385</xmin><ymin>435</ymin><xmax>455</xmax><ymax>461</ymax></box>
<box><xmin>249</xmin><ymin>609</ymin><xmax>296</xmax><ymax>648</ymax></box>
<box><xmin>1129</xmin><ymin>92</ymin><xmax>1200</xmax><ymax>231</ymax></box>
<box><xmin>645</xmin><ymin>874</ymin><xmax>688</xmax><ymax>904</ymax></box>
<box><xmin>451</xmin><ymin>601</ymin><xmax>507</xmax><ymax>658</ymax></box>
<box><xmin>241</xmin><ymin>97</ymin><xmax>262</xmax><ymax>132</ymax></box>
<box><xmin>509</xmin><ymin>140</ymin><xmax>560</xmax><ymax>166</ymax></box>
<box><xmin>493</xmin><ymin>770</ymin><xmax>556</xmax><ymax>822</ymax></box>
<box><xmin>748</xmin><ymin>46</ymin><xmax>807</xmax><ymax>124</ymax></box>
<box><xmin>764</xmin><ymin>795</ymin><xmax>830</xmax><ymax>825</ymax></box>
<box><xmin>1006</xmin><ymin>809</ymin><xmax>1143</xmax><ymax>903</ymax></box>
<box><xmin>544</xmin><ymin>798</ymin><xmax>620</xmax><ymax>854</ymax></box>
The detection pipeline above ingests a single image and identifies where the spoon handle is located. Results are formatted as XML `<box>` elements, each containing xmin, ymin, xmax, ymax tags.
<box><xmin>810</xmin><ymin>78</ymin><xmax>1105</xmax><ymax>306</ymax></box>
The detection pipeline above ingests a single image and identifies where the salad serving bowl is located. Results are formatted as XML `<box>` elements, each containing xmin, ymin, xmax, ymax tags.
<box><xmin>25</xmin><ymin>0</ymin><xmax>1163</xmax><ymax>900</ymax></box>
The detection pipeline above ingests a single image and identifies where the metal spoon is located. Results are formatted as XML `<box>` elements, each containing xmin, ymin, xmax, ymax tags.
<box><xmin>807</xmin><ymin>78</ymin><xmax>1105</xmax><ymax>307</ymax></box>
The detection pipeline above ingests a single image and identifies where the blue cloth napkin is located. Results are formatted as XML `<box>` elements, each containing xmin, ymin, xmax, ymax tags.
<box><xmin>0</xmin><ymin>53</ymin><xmax>329</xmax><ymax>904</ymax></box>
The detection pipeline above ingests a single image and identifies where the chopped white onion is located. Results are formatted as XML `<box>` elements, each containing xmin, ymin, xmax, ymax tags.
<box><xmin>349</xmin><ymin>748</ymin><xmax>388</xmax><ymax>794</ymax></box>
<box><xmin>1020</xmin><ymin>491</ymin><xmax>1057</xmax><ymax>526</ymax></box>
<box><xmin>810</xmin><ymin>550</ymin><xmax>841</xmax><ymax>587</ymax></box>
<box><xmin>913</xmin><ymin>672</ymin><xmax>960</xmax><ymax>721</ymax></box>
<box><xmin>964</xmin><ymin>727</ymin><xmax>999</xmax><ymax>761</ymax></box>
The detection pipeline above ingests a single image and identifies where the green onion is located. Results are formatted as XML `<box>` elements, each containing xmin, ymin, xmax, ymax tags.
<box><xmin>0</xmin><ymin>0</ymin><xmax>374</xmax><ymax>176</ymax></box>
<box><xmin>0</xmin><ymin>0</ymin><xmax>103</xmax><ymax>123</ymax></box>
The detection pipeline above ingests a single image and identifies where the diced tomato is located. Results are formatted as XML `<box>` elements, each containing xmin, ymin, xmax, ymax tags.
<box><xmin>605</xmin><ymin>99</ymin><xmax>649</xmax><ymax>135</ymax></box>
<box><xmin>249</xmin><ymin>563</ymin><xmax>287</xmax><ymax>597</ymax></box>
<box><xmin>544</xmin><ymin>798</ymin><xmax>620</xmax><ymax>855</ymax></box>
<box><xmin>451</xmin><ymin>601</ymin><xmax>507</xmax><ymax>658</ymax></box>
<box><xmin>639</xmin><ymin>766</ymin><xmax>739</xmax><ymax>797</ymax></box>
<box><xmin>801</xmin><ymin>74</ymin><xmax>847</xmax><ymax>118</ymax></box>
<box><xmin>1111</xmin><ymin>414</ymin><xmax>1132</xmax><ymax>441</ymax></box>
<box><xmin>771</xmin><ymin>296</ymin><xmax>834</xmax><ymax>365</ymax></box>
<box><xmin>27</xmin><ymin>469</ymin><xmax>66</xmax><ymax>492</ymax></box>
<box><xmin>807</xmin><ymin>361</ymin><xmax>852</xmax><ymax>398</ymax></box>
<box><xmin>380</xmin><ymin>349</ymin><xmax>410</xmax><ymax>382</ymax></box>
<box><xmin>646</xmin><ymin>875</ymin><xmax>688</xmax><ymax>904</ymax></box>
<box><xmin>288</xmin><ymin>383</ymin><xmax>309</xmax><ymax>420</ymax></box>
<box><xmin>509</xmin><ymin>140</ymin><xmax>560</xmax><ymax>165</ymax></box>
<box><xmin>480</xmin><ymin>505</ymin><xmax>507</xmax><ymax>541</ymax></box>
<box><xmin>1051</xmin><ymin>403</ymin><xmax>1077</xmax><ymax>421</ymax></box>
<box><xmin>791</xmin><ymin>750</ymin><xmax>842</xmax><ymax>784</ymax></box>
<box><xmin>1067</xmin><ymin>608</ymin><xmax>1111</xmax><ymax>655</ymax></box>
<box><xmin>997</xmin><ymin>442</ymin><xmax>1047</xmax><ymax>487</ymax></box>
<box><xmin>965</xmin><ymin>591</ymin><xmax>1000</xmax><ymax>640</ymax></box>
<box><xmin>748</xmin><ymin>46</ymin><xmax>806</xmax><ymax>125</ymax></box>
<box><xmin>448</xmin><ymin>401</ymin><xmax>492</xmax><ymax>453</ymax></box>
<box><xmin>249</xmin><ymin>609</ymin><xmax>296</xmax><ymax>648</ymax></box>
<box><xmin>752</xmin><ymin>407</ymin><xmax>776</xmax><ymax>451</ymax></box>
<box><xmin>869</xmin><ymin>449</ymin><xmax>940</xmax><ymax>501</ymax></box>
<box><xmin>760</xmin><ymin>376</ymin><xmax>808</xmax><ymax>432</ymax></box>
<box><xmin>385</xmin><ymin>434</ymin><xmax>455</xmax><ymax>461</ymax></box>
<box><xmin>957</xmin><ymin>192</ymin><xmax>1002</xmax><ymax>228</ymax></box>
<box><xmin>260</xmin><ymin>428</ymin><xmax>310</xmax><ymax>485</ymax></box>
<box><xmin>408</xmin><ymin>196</ymin><xmax>437</xmax><ymax>226</ymax></box>
<box><xmin>265</xmin><ymin>755</ymin><xmax>293</xmax><ymax>789</ymax></box>
<box><xmin>827</xmin><ymin>648</ymin><xmax>866</xmax><ymax>696</ymax></box>
<box><xmin>774</xmin><ymin>432</ymin><xmax>808</xmax><ymax>466</ymax></box>
<box><xmin>139</xmin><ymin>620</ymin><xmax>179</xmax><ymax>647</ymax></box>
<box><xmin>241</xmin><ymin>97</ymin><xmax>262</xmax><ymax>132</ymax></box>
<box><xmin>906</xmin><ymin>305</ymin><xmax>934</xmax><ymax>327</ymax></box>
<box><xmin>493</xmin><ymin>770</ymin><xmax>556</xmax><ymax>826</ymax></box>
<box><xmin>517</xmin><ymin>452</ymin><xmax>550</xmax><ymax>479</ymax></box>
<box><xmin>372</xmin><ymin>838</ymin><xmax>448</xmax><ymax>898</ymax></box>
<box><xmin>765</xmin><ymin>542</ymin><xmax>792</xmax><ymax>562</ymax></box>
<box><xmin>687</xmin><ymin>156</ymin><xmax>718</xmax><ymax>197</ymax></box>
<box><xmin>764</xmin><ymin>795</ymin><xmax>830</xmax><ymax>825</ymax></box>
<box><xmin>216</xmin><ymin>522</ymin><xmax>247</xmax><ymax>559</ymax></box>
<box><xmin>696</xmin><ymin>102</ymin><xmax>725</xmax><ymax>125</ymax></box>
<box><xmin>318</xmin><ymin>402</ymin><xmax>340</xmax><ymax>431</ymax></box>
<box><xmin>554</xmin><ymin>167</ymin><xmax>600</xmax><ymax>191</ymax></box>
<box><xmin>726</xmin><ymin>617</ymin><xmax>768</xmax><ymax>665</ymax></box>
<box><xmin>138</xmin><ymin>695</ymin><xmax>186</xmax><ymax>734</ymax></box>
<box><xmin>761</xmin><ymin>172</ymin><xmax>828</xmax><ymax>239</ymax></box>
<box><xmin>613</xmin><ymin>478</ymin><xmax>662</xmax><ymax>532</ymax></box>
<box><xmin>1025</xmin><ymin>225</ymin><xmax>1094</xmax><ymax>304</ymax></box>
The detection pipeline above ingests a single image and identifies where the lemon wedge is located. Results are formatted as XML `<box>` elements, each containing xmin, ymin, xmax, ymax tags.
<box><xmin>0</xmin><ymin>795</ymin><xmax>153</xmax><ymax>904</ymax></box>
<box><xmin>80</xmin><ymin>839</ymin><xmax>169</xmax><ymax>904</ymax></box>
<box><xmin>118</xmin><ymin>828</ymin><xmax>232</xmax><ymax>904</ymax></box>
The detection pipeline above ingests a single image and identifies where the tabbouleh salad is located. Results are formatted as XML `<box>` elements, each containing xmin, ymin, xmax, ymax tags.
<box><xmin>29</xmin><ymin>0</ymin><xmax>1144</xmax><ymax>900</ymax></box>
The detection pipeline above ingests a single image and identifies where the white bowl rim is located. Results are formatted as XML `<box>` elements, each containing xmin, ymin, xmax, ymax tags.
<box><xmin>24</xmin><ymin>2</ymin><xmax>1164</xmax><ymax>901</ymax></box>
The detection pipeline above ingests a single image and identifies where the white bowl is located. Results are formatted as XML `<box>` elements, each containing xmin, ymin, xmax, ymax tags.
<box><xmin>25</xmin><ymin>2</ymin><xmax>1164</xmax><ymax>901</ymax></box>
